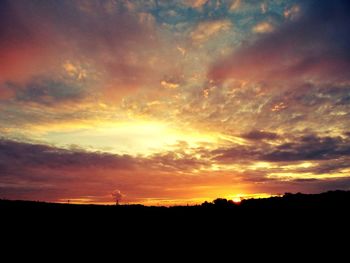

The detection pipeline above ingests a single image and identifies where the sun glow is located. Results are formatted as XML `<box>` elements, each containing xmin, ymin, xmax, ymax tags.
<box><xmin>38</xmin><ymin>119</ymin><xmax>223</xmax><ymax>155</ymax></box>
<box><xmin>232</xmin><ymin>197</ymin><xmax>241</xmax><ymax>203</ymax></box>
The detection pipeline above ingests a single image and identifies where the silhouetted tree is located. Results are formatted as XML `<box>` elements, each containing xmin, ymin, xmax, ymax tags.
<box><xmin>213</xmin><ymin>198</ymin><xmax>235</xmax><ymax>208</ymax></box>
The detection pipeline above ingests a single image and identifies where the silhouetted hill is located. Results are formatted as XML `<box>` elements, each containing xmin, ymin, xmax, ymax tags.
<box><xmin>2</xmin><ymin>191</ymin><xmax>350</xmax><ymax>244</ymax></box>
<box><xmin>1</xmin><ymin>190</ymin><xmax>350</xmax><ymax>216</ymax></box>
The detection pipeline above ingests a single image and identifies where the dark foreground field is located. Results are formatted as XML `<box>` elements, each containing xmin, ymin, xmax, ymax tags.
<box><xmin>2</xmin><ymin>191</ymin><xmax>350</xmax><ymax>246</ymax></box>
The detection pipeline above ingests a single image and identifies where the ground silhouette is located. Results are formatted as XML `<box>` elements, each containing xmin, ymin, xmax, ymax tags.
<box><xmin>1</xmin><ymin>190</ymin><xmax>350</xmax><ymax>216</ymax></box>
<box><xmin>2</xmin><ymin>190</ymin><xmax>350</xmax><ymax>239</ymax></box>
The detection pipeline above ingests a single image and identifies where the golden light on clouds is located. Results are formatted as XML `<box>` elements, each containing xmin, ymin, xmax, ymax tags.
<box><xmin>161</xmin><ymin>80</ymin><xmax>179</xmax><ymax>89</ymax></box>
<box><xmin>252</xmin><ymin>22</ymin><xmax>275</xmax><ymax>34</ymax></box>
<box><xmin>267</xmin><ymin>170</ymin><xmax>350</xmax><ymax>181</ymax></box>
<box><xmin>184</xmin><ymin>0</ymin><xmax>208</xmax><ymax>9</ymax></box>
<box><xmin>191</xmin><ymin>20</ymin><xmax>232</xmax><ymax>43</ymax></box>
<box><xmin>36</xmin><ymin>119</ymin><xmax>224</xmax><ymax>155</ymax></box>
<box><xmin>271</xmin><ymin>102</ymin><xmax>287</xmax><ymax>112</ymax></box>
<box><xmin>229</xmin><ymin>0</ymin><xmax>241</xmax><ymax>12</ymax></box>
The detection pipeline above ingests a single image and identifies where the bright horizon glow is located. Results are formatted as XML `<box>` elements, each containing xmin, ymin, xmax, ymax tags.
<box><xmin>56</xmin><ymin>192</ymin><xmax>276</xmax><ymax>206</ymax></box>
<box><xmin>232</xmin><ymin>197</ymin><xmax>242</xmax><ymax>203</ymax></box>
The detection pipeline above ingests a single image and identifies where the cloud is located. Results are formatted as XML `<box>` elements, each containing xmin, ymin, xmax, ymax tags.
<box><xmin>0</xmin><ymin>85</ymin><xmax>14</xmax><ymax>100</ymax></box>
<box><xmin>160</xmin><ymin>80</ymin><xmax>180</xmax><ymax>89</ymax></box>
<box><xmin>0</xmin><ymin>139</ymin><xmax>137</xmax><ymax>170</ymax></box>
<box><xmin>284</xmin><ymin>5</ymin><xmax>301</xmax><ymax>20</ymax></box>
<box><xmin>209</xmin><ymin>0</ymin><xmax>350</xmax><ymax>83</ymax></box>
<box><xmin>213</xmin><ymin>133</ymin><xmax>350</xmax><ymax>163</ymax></box>
<box><xmin>190</xmin><ymin>19</ymin><xmax>232</xmax><ymax>43</ymax></box>
<box><xmin>252</xmin><ymin>21</ymin><xmax>275</xmax><ymax>34</ymax></box>
<box><xmin>0</xmin><ymin>139</ymin><xmax>139</xmax><ymax>202</ymax></box>
<box><xmin>229</xmin><ymin>0</ymin><xmax>241</xmax><ymax>12</ymax></box>
<box><xmin>242</xmin><ymin>130</ymin><xmax>279</xmax><ymax>141</ymax></box>
<box><xmin>261</xmin><ymin>134</ymin><xmax>350</xmax><ymax>162</ymax></box>
<box><xmin>0</xmin><ymin>0</ymin><xmax>162</xmax><ymax>101</ymax></box>
<box><xmin>182</xmin><ymin>0</ymin><xmax>208</xmax><ymax>9</ymax></box>
<box><xmin>8</xmin><ymin>78</ymin><xmax>86</xmax><ymax>106</ymax></box>
<box><xmin>149</xmin><ymin>150</ymin><xmax>209</xmax><ymax>172</ymax></box>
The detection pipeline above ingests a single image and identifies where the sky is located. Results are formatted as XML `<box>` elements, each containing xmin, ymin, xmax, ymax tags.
<box><xmin>1</xmin><ymin>0</ymin><xmax>350</xmax><ymax>205</ymax></box>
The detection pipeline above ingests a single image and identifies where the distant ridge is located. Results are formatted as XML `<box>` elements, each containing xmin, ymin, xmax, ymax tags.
<box><xmin>2</xmin><ymin>190</ymin><xmax>350</xmax><ymax>210</ymax></box>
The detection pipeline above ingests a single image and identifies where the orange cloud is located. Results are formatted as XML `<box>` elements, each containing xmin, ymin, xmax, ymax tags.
<box><xmin>183</xmin><ymin>0</ymin><xmax>208</xmax><ymax>9</ymax></box>
<box><xmin>191</xmin><ymin>20</ymin><xmax>232</xmax><ymax>43</ymax></box>
<box><xmin>229</xmin><ymin>0</ymin><xmax>241</xmax><ymax>12</ymax></box>
<box><xmin>252</xmin><ymin>22</ymin><xmax>275</xmax><ymax>34</ymax></box>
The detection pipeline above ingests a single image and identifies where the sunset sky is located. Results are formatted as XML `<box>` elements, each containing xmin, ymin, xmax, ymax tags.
<box><xmin>1</xmin><ymin>0</ymin><xmax>350</xmax><ymax>205</ymax></box>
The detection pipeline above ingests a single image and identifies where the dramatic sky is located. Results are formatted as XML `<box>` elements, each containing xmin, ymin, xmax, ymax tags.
<box><xmin>1</xmin><ymin>0</ymin><xmax>350</xmax><ymax>205</ymax></box>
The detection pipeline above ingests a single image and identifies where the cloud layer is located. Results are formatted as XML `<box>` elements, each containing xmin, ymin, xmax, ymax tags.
<box><xmin>1</xmin><ymin>131</ymin><xmax>350</xmax><ymax>203</ymax></box>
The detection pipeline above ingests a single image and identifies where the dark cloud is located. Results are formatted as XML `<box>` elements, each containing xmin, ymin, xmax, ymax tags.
<box><xmin>0</xmin><ymin>139</ymin><xmax>136</xmax><ymax>171</ymax></box>
<box><xmin>211</xmin><ymin>145</ymin><xmax>259</xmax><ymax>163</ymax></box>
<box><xmin>0</xmin><ymin>139</ymin><xmax>141</xmax><ymax>201</ymax></box>
<box><xmin>0</xmin><ymin>139</ymin><xmax>208</xmax><ymax>175</ymax></box>
<box><xmin>242</xmin><ymin>130</ymin><xmax>279</xmax><ymax>141</ymax></box>
<box><xmin>149</xmin><ymin>151</ymin><xmax>209</xmax><ymax>172</ymax></box>
<box><xmin>212</xmin><ymin>133</ymin><xmax>350</xmax><ymax>165</ymax></box>
<box><xmin>308</xmin><ymin>158</ymin><xmax>350</xmax><ymax>175</ymax></box>
<box><xmin>8</xmin><ymin>79</ymin><xmax>85</xmax><ymax>106</ymax></box>
<box><xmin>278</xmin><ymin>82</ymin><xmax>350</xmax><ymax>109</ymax></box>
<box><xmin>262</xmin><ymin>134</ymin><xmax>350</xmax><ymax>162</ymax></box>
